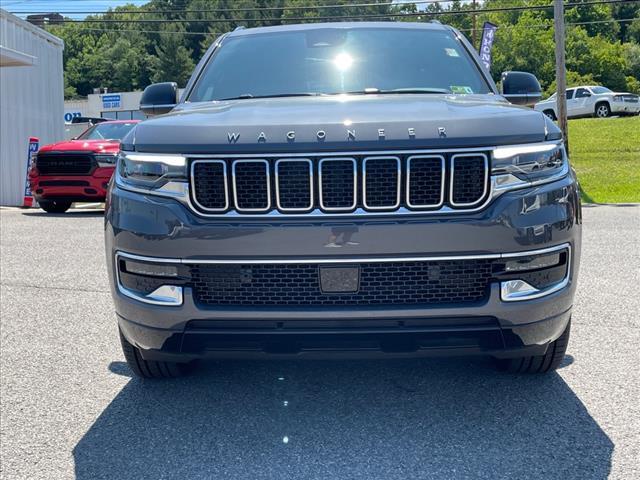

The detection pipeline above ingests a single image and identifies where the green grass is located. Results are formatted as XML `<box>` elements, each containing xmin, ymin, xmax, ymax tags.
<box><xmin>568</xmin><ymin>116</ymin><xmax>640</xmax><ymax>203</ymax></box>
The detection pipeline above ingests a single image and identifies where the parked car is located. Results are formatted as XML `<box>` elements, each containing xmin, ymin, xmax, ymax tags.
<box><xmin>30</xmin><ymin>120</ymin><xmax>139</xmax><ymax>213</ymax></box>
<box><xmin>534</xmin><ymin>86</ymin><xmax>640</xmax><ymax>119</ymax></box>
<box><xmin>106</xmin><ymin>22</ymin><xmax>581</xmax><ymax>378</ymax></box>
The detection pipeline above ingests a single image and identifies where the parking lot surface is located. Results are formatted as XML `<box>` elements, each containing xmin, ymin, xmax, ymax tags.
<box><xmin>0</xmin><ymin>205</ymin><xmax>638</xmax><ymax>479</ymax></box>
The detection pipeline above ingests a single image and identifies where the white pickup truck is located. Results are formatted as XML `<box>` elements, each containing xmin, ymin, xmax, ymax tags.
<box><xmin>534</xmin><ymin>86</ymin><xmax>640</xmax><ymax>119</ymax></box>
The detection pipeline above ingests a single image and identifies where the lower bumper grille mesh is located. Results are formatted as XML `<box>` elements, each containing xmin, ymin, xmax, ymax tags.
<box><xmin>191</xmin><ymin>259</ymin><xmax>492</xmax><ymax>307</ymax></box>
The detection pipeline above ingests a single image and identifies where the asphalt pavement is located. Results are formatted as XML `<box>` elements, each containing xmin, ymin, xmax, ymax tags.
<box><xmin>0</xmin><ymin>204</ymin><xmax>638</xmax><ymax>480</ymax></box>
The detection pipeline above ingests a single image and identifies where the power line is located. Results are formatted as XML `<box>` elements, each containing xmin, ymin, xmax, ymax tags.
<box><xmin>10</xmin><ymin>0</ymin><xmax>453</xmax><ymax>15</ymax></box>
<box><xmin>14</xmin><ymin>0</ymin><xmax>639</xmax><ymax>22</ymax></box>
<box><xmin>458</xmin><ymin>16</ymin><xmax>639</xmax><ymax>32</ymax></box>
<box><xmin>68</xmin><ymin>16</ymin><xmax>640</xmax><ymax>37</ymax></box>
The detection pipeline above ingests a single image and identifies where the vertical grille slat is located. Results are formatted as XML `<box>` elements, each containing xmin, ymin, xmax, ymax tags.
<box><xmin>450</xmin><ymin>154</ymin><xmax>488</xmax><ymax>207</ymax></box>
<box><xmin>363</xmin><ymin>157</ymin><xmax>400</xmax><ymax>210</ymax></box>
<box><xmin>233</xmin><ymin>160</ymin><xmax>271</xmax><ymax>212</ymax></box>
<box><xmin>319</xmin><ymin>158</ymin><xmax>357</xmax><ymax>211</ymax></box>
<box><xmin>275</xmin><ymin>159</ymin><xmax>313</xmax><ymax>211</ymax></box>
<box><xmin>190</xmin><ymin>151</ymin><xmax>490</xmax><ymax>215</ymax></box>
<box><xmin>406</xmin><ymin>155</ymin><xmax>445</xmax><ymax>208</ymax></box>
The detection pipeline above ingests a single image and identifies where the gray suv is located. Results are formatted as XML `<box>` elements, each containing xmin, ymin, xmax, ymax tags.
<box><xmin>106</xmin><ymin>22</ymin><xmax>581</xmax><ymax>378</ymax></box>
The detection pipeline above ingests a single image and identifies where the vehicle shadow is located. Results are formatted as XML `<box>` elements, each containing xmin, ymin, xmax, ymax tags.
<box><xmin>73</xmin><ymin>357</ymin><xmax>612</xmax><ymax>480</ymax></box>
<box><xmin>21</xmin><ymin>209</ymin><xmax>104</xmax><ymax>218</ymax></box>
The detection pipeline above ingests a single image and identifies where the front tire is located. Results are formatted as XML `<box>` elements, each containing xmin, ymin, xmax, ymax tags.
<box><xmin>543</xmin><ymin>109</ymin><xmax>557</xmax><ymax>121</ymax></box>
<box><xmin>119</xmin><ymin>329</ymin><xmax>191</xmax><ymax>379</ymax></box>
<box><xmin>495</xmin><ymin>319</ymin><xmax>571</xmax><ymax>374</ymax></box>
<box><xmin>595</xmin><ymin>102</ymin><xmax>611</xmax><ymax>118</ymax></box>
<box><xmin>39</xmin><ymin>200</ymin><xmax>71</xmax><ymax>213</ymax></box>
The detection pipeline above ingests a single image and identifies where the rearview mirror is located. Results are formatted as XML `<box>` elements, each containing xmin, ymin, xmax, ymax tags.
<box><xmin>501</xmin><ymin>71</ymin><xmax>542</xmax><ymax>106</ymax></box>
<box><xmin>140</xmin><ymin>82</ymin><xmax>178</xmax><ymax>115</ymax></box>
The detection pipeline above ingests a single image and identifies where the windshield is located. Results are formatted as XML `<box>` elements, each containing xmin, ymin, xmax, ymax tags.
<box><xmin>590</xmin><ymin>86</ymin><xmax>612</xmax><ymax>94</ymax></box>
<box><xmin>189</xmin><ymin>27</ymin><xmax>491</xmax><ymax>101</ymax></box>
<box><xmin>78</xmin><ymin>122</ymin><xmax>137</xmax><ymax>140</ymax></box>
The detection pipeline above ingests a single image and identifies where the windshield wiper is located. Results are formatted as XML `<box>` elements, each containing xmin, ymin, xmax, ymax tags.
<box><xmin>344</xmin><ymin>87</ymin><xmax>450</xmax><ymax>95</ymax></box>
<box><xmin>218</xmin><ymin>93</ymin><xmax>325</xmax><ymax>101</ymax></box>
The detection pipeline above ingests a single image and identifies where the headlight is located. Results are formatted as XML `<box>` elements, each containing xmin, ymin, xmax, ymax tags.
<box><xmin>95</xmin><ymin>154</ymin><xmax>118</xmax><ymax>167</ymax></box>
<box><xmin>613</xmin><ymin>95</ymin><xmax>623</xmax><ymax>101</ymax></box>
<box><xmin>115</xmin><ymin>151</ymin><xmax>188</xmax><ymax>198</ymax></box>
<box><xmin>491</xmin><ymin>142</ymin><xmax>568</xmax><ymax>192</ymax></box>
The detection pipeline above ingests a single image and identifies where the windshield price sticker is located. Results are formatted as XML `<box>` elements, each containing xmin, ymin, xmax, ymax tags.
<box><xmin>450</xmin><ymin>86</ymin><xmax>474</xmax><ymax>94</ymax></box>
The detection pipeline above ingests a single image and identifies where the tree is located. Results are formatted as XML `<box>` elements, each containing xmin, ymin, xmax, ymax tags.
<box><xmin>151</xmin><ymin>29</ymin><xmax>196</xmax><ymax>86</ymax></box>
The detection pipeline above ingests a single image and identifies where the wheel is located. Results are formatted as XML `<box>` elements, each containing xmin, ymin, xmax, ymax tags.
<box><xmin>119</xmin><ymin>329</ymin><xmax>191</xmax><ymax>378</ymax></box>
<box><xmin>495</xmin><ymin>319</ymin><xmax>571</xmax><ymax>374</ymax></box>
<box><xmin>543</xmin><ymin>109</ymin><xmax>557</xmax><ymax>121</ymax></box>
<box><xmin>39</xmin><ymin>200</ymin><xmax>72</xmax><ymax>213</ymax></box>
<box><xmin>595</xmin><ymin>102</ymin><xmax>611</xmax><ymax>118</ymax></box>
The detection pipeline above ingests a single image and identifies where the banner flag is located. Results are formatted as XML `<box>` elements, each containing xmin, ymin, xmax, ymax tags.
<box><xmin>23</xmin><ymin>137</ymin><xmax>38</xmax><ymax>207</ymax></box>
<box><xmin>479</xmin><ymin>22</ymin><xmax>498</xmax><ymax>71</ymax></box>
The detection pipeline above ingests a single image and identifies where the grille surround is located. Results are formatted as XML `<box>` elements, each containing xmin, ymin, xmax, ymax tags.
<box><xmin>318</xmin><ymin>158</ymin><xmax>358</xmax><ymax>212</ymax></box>
<box><xmin>363</xmin><ymin>156</ymin><xmax>401</xmax><ymax>210</ymax></box>
<box><xmin>406</xmin><ymin>155</ymin><xmax>446</xmax><ymax>209</ymax></box>
<box><xmin>449</xmin><ymin>153</ymin><xmax>489</xmax><ymax>207</ymax></box>
<box><xmin>190</xmin><ymin>159</ymin><xmax>229</xmax><ymax>212</ymax></box>
<box><xmin>232</xmin><ymin>159</ymin><xmax>271</xmax><ymax>212</ymax></box>
<box><xmin>190</xmin><ymin>149</ymin><xmax>491</xmax><ymax>216</ymax></box>
<box><xmin>275</xmin><ymin>159</ymin><xmax>314</xmax><ymax>212</ymax></box>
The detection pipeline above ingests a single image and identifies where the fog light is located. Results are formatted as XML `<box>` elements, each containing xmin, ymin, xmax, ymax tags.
<box><xmin>123</xmin><ymin>259</ymin><xmax>179</xmax><ymax>277</ymax></box>
<box><xmin>499</xmin><ymin>246</ymin><xmax>571</xmax><ymax>302</ymax></box>
<box><xmin>146</xmin><ymin>285</ymin><xmax>183</xmax><ymax>305</ymax></box>
<box><xmin>501</xmin><ymin>279</ymin><xmax>540</xmax><ymax>301</ymax></box>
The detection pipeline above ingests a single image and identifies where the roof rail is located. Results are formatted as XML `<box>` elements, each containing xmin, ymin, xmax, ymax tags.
<box><xmin>430</xmin><ymin>20</ymin><xmax>442</xmax><ymax>24</ymax></box>
<box><xmin>234</xmin><ymin>26</ymin><xmax>246</xmax><ymax>31</ymax></box>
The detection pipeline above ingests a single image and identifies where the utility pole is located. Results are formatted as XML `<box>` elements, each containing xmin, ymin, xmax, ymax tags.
<box><xmin>472</xmin><ymin>0</ymin><xmax>478</xmax><ymax>49</ymax></box>
<box><xmin>554</xmin><ymin>0</ymin><xmax>569</xmax><ymax>154</ymax></box>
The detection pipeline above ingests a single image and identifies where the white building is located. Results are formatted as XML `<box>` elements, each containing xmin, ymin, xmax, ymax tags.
<box><xmin>64</xmin><ymin>89</ymin><xmax>184</xmax><ymax>123</ymax></box>
<box><xmin>0</xmin><ymin>9</ymin><xmax>64</xmax><ymax>206</ymax></box>
<box><xmin>65</xmin><ymin>90</ymin><xmax>147</xmax><ymax>122</ymax></box>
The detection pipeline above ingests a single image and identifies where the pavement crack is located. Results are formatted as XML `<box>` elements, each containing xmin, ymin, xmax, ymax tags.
<box><xmin>1</xmin><ymin>282</ymin><xmax>108</xmax><ymax>294</ymax></box>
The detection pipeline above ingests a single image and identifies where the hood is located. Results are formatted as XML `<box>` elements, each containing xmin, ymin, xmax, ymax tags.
<box><xmin>131</xmin><ymin>94</ymin><xmax>551</xmax><ymax>154</ymax></box>
<box><xmin>39</xmin><ymin>138</ymin><xmax>121</xmax><ymax>154</ymax></box>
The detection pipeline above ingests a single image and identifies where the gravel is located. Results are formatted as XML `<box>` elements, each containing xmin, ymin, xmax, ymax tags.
<box><xmin>1</xmin><ymin>205</ymin><xmax>638</xmax><ymax>480</ymax></box>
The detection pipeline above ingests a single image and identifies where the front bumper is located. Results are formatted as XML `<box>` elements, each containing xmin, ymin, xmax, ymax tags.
<box><xmin>30</xmin><ymin>167</ymin><xmax>114</xmax><ymax>202</ymax></box>
<box><xmin>611</xmin><ymin>101</ymin><xmax>640</xmax><ymax>115</ymax></box>
<box><xmin>106</xmin><ymin>173</ymin><xmax>582</xmax><ymax>360</ymax></box>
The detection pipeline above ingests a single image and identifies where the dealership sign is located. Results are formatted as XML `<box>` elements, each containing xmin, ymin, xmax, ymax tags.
<box><xmin>102</xmin><ymin>94</ymin><xmax>121</xmax><ymax>110</ymax></box>
<box><xmin>64</xmin><ymin>111</ymin><xmax>82</xmax><ymax>122</ymax></box>
<box><xmin>479</xmin><ymin>22</ymin><xmax>498</xmax><ymax>71</ymax></box>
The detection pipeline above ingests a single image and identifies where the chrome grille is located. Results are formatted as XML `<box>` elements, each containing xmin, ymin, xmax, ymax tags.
<box><xmin>275</xmin><ymin>159</ymin><xmax>313</xmax><ymax>211</ymax></box>
<box><xmin>190</xmin><ymin>151</ymin><xmax>490</xmax><ymax>215</ymax></box>
<box><xmin>319</xmin><ymin>158</ymin><xmax>357</xmax><ymax>211</ymax></box>
<box><xmin>233</xmin><ymin>160</ymin><xmax>270</xmax><ymax>212</ymax></box>
<box><xmin>191</xmin><ymin>160</ymin><xmax>227</xmax><ymax>211</ymax></box>
<box><xmin>450</xmin><ymin>154</ymin><xmax>488</xmax><ymax>207</ymax></box>
<box><xmin>363</xmin><ymin>157</ymin><xmax>400</xmax><ymax>210</ymax></box>
<box><xmin>407</xmin><ymin>155</ymin><xmax>444</xmax><ymax>208</ymax></box>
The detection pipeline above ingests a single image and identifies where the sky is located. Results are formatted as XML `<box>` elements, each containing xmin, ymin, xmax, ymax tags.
<box><xmin>2</xmin><ymin>0</ymin><xmax>447</xmax><ymax>19</ymax></box>
<box><xmin>1</xmin><ymin>0</ymin><xmax>149</xmax><ymax>19</ymax></box>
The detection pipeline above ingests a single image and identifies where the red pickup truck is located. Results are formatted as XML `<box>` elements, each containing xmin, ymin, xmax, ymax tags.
<box><xmin>30</xmin><ymin>120</ymin><xmax>139</xmax><ymax>213</ymax></box>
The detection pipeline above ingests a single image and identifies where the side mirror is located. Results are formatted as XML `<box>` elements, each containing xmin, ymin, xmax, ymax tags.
<box><xmin>501</xmin><ymin>71</ymin><xmax>542</xmax><ymax>106</ymax></box>
<box><xmin>140</xmin><ymin>82</ymin><xmax>178</xmax><ymax>115</ymax></box>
